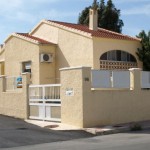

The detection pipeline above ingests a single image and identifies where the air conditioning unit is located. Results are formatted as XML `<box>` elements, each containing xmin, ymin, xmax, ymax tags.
<box><xmin>40</xmin><ymin>53</ymin><xmax>53</xmax><ymax>63</ymax></box>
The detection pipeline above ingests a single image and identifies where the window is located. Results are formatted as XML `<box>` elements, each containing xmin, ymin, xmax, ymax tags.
<box><xmin>22</xmin><ymin>61</ymin><xmax>31</xmax><ymax>73</ymax></box>
<box><xmin>107</xmin><ymin>51</ymin><xmax>116</xmax><ymax>61</ymax></box>
<box><xmin>121</xmin><ymin>51</ymin><xmax>127</xmax><ymax>61</ymax></box>
<box><xmin>100</xmin><ymin>53</ymin><xmax>107</xmax><ymax>60</ymax></box>
<box><xmin>0</xmin><ymin>62</ymin><xmax>5</xmax><ymax>75</ymax></box>
<box><xmin>116</xmin><ymin>50</ymin><xmax>121</xmax><ymax>61</ymax></box>
<box><xmin>100</xmin><ymin>50</ymin><xmax>136</xmax><ymax>62</ymax></box>
<box><xmin>127</xmin><ymin>53</ymin><xmax>130</xmax><ymax>61</ymax></box>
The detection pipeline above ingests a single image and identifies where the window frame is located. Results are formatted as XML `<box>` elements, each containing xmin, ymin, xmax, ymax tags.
<box><xmin>100</xmin><ymin>50</ymin><xmax>137</xmax><ymax>62</ymax></box>
<box><xmin>21</xmin><ymin>61</ymin><xmax>32</xmax><ymax>73</ymax></box>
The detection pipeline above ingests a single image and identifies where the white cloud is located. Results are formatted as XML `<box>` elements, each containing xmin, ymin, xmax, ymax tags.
<box><xmin>0</xmin><ymin>24</ymin><xmax>15</xmax><ymax>43</ymax></box>
<box><xmin>0</xmin><ymin>10</ymin><xmax>36</xmax><ymax>24</ymax></box>
<box><xmin>123</xmin><ymin>26</ymin><xmax>142</xmax><ymax>36</ymax></box>
<box><xmin>1</xmin><ymin>7</ymin><xmax>78</xmax><ymax>25</ymax></box>
<box><xmin>122</xmin><ymin>4</ymin><xmax>150</xmax><ymax>16</ymax></box>
<box><xmin>0</xmin><ymin>0</ymin><xmax>61</xmax><ymax>13</ymax></box>
<box><xmin>13</xmin><ymin>12</ymin><xmax>37</xmax><ymax>23</ymax></box>
<box><xmin>31</xmin><ymin>0</ymin><xmax>91</xmax><ymax>4</ymax></box>
<box><xmin>39</xmin><ymin>9</ymin><xmax>78</xmax><ymax>20</ymax></box>
<box><xmin>0</xmin><ymin>0</ymin><xmax>22</xmax><ymax>11</ymax></box>
<box><xmin>31</xmin><ymin>0</ymin><xmax>60</xmax><ymax>3</ymax></box>
<box><xmin>29</xmin><ymin>0</ymin><xmax>79</xmax><ymax>4</ymax></box>
<box><xmin>114</xmin><ymin>0</ymin><xmax>150</xmax><ymax>4</ymax></box>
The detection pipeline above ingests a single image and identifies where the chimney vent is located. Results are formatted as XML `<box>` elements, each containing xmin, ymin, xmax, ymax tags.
<box><xmin>89</xmin><ymin>8</ymin><xmax>98</xmax><ymax>31</ymax></box>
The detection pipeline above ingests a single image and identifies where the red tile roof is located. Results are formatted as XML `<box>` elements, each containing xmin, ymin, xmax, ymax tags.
<box><xmin>16</xmin><ymin>33</ymin><xmax>55</xmax><ymax>44</ymax></box>
<box><xmin>48</xmin><ymin>20</ymin><xmax>141</xmax><ymax>42</ymax></box>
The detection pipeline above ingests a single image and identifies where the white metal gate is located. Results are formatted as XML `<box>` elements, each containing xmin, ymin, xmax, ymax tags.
<box><xmin>29</xmin><ymin>84</ymin><xmax>61</xmax><ymax>122</ymax></box>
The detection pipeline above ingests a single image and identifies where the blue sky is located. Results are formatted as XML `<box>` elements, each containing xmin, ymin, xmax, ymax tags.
<box><xmin>0</xmin><ymin>0</ymin><xmax>150</xmax><ymax>44</ymax></box>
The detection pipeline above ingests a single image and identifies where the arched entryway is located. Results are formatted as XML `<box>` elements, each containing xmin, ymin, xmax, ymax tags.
<box><xmin>100</xmin><ymin>50</ymin><xmax>137</xmax><ymax>70</ymax></box>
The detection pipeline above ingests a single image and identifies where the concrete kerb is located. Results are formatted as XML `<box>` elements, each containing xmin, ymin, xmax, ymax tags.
<box><xmin>84</xmin><ymin>126</ymin><xmax>130</xmax><ymax>135</ymax></box>
<box><xmin>84</xmin><ymin>120</ymin><xmax>150</xmax><ymax>135</ymax></box>
<box><xmin>25</xmin><ymin>119</ymin><xmax>150</xmax><ymax>136</ymax></box>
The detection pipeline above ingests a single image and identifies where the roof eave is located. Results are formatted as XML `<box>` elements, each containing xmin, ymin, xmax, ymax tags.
<box><xmin>4</xmin><ymin>33</ymin><xmax>55</xmax><ymax>45</ymax></box>
<box><xmin>30</xmin><ymin>19</ymin><xmax>92</xmax><ymax>39</ymax></box>
<box><xmin>92</xmin><ymin>34</ymin><xmax>141</xmax><ymax>42</ymax></box>
<box><xmin>4</xmin><ymin>33</ymin><xmax>39</xmax><ymax>45</ymax></box>
<box><xmin>38</xmin><ymin>42</ymin><xmax>57</xmax><ymax>46</ymax></box>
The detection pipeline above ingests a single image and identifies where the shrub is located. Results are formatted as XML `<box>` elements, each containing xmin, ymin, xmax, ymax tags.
<box><xmin>130</xmin><ymin>123</ymin><xmax>142</xmax><ymax>131</ymax></box>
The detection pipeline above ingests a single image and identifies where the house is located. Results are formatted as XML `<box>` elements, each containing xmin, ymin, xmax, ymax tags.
<box><xmin>0</xmin><ymin>7</ymin><xmax>142</xmax><ymax>85</ymax></box>
<box><xmin>1</xmin><ymin>7</ymin><xmax>150</xmax><ymax>128</ymax></box>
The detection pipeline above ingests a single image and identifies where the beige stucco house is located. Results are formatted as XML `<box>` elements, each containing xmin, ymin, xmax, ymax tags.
<box><xmin>2</xmin><ymin>8</ymin><xmax>150</xmax><ymax>128</ymax></box>
<box><xmin>0</xmin><ymin>8</ymin><xmax>142</xmax><ymax>85</ymax></box>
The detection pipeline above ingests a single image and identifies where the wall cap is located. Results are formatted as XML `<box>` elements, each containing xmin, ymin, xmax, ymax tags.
<box><xmin>0</xmin><ymin>59</ymin><xmax>5</xmax><ymax>62</ymax></box>
<box><xmin>22</xmin><ymin>72</ymin><xmax>31</xmax><ymax>75</ymax></box>
<box><xmin>129</xmin><ymin>68</ymin><xmax>142</xmax><ymax>71</ymax></box>
<box><xmin>0</xmin><ymin>75</ymin><xmax>6</xmax><ymax>78</ymax></box>
<box><xmin>59</xmin><ymin>66</ymin><xmax>91</xmax><ymax>71</ymax></box>
<box><xmin>91</xmin><ymin>88</ymin><xmax>131</xmax><ymax>91</ymax></box>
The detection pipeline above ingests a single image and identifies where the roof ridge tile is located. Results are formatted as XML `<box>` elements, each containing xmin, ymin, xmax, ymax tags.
<box><xmin>47</xmin><ymin>20</ymin><xmax>141</xmax><ymax>42</ymax></box>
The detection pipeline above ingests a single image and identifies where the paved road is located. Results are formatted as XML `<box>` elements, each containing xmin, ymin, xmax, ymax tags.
<box><xmin>5</xmin><ymin>128</ymin><xmax>150</xmax><ymax>150</ymax></box>
<box><xmin>0</xmin><ymin>115</ymin><xmax>93</xmax><ymax>148</ymax></box>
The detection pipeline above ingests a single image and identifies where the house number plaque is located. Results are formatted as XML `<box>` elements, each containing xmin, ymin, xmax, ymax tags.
<box><xmin>65</xmin><ymin>88</ymin><xmax>74</xmax><ymax>96</ymax></box>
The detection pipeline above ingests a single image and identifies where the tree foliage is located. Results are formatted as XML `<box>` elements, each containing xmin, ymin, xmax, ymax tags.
<box><xmin>78</xmin><ymin>6</ymin><xmax>91</xmax><ymax>26</ymax></box>
<box><xmin>78</xmin><ymin>0</ymin><xmax>124</xmax><ymax>33</ymax></box>
<box><xmin>136</xmin><ymin>30</ymin><xmax>150</xmax><ymax>71</ymax></box>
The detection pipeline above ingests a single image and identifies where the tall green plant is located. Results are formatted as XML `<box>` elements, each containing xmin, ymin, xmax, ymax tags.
<box><xmin>78</xmin><ymin>0</ymin><xmax>124</xmax><ymax>33</ymax></box>
<box><xmin>136</xmin><ymin>30</ymin><xmax>150</xmax><ymax>71</ymax></box>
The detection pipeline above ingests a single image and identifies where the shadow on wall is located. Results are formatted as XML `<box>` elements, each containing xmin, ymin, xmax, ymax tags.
<box><xmin>56</xmin><ymin>46</ymin><xmax>70</xmax><ymax>69</ymax></box>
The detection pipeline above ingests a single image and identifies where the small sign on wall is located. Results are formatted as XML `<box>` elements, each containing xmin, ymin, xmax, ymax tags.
<box><xmin>16</xmin><ymin>76</ymin><xmax>22</xmax><ymax>88</ymax></box>
<box><xmin>65</xmin><ymin>88</ymin><xmax>74</xmax><ymax>96</ymax></box>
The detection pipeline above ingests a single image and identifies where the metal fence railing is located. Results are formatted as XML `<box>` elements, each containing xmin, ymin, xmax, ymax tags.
<box><xmin>92</xmin><ymin>70</ymin><xmax>150</xmax><ymax>89</ymax></box>
<box><xmin>92</xmin><ymin>70</ymin><xmax>130</xmax><ymax>89</ymax></box>
<box><xmin>141</xmin><ymin>71</ymin><xmax>150</xmax><ymax>89</ymax></box>
<box><xmin>29</xmin><ymin>84</ymin><xmax>61</xmax><ymax>122</ymax></box>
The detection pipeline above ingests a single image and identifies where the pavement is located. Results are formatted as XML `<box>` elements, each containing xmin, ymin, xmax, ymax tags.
<box><xmin>26</xmin><ymin>119</ymin><xmax>150</xmax><ymax>136</ymax></box>
<box><xmin>25</xmin><ymin>119</ymin><xmax>81</xmax><ymax>130</ymax></box>
<box><xmin>1</xmin><ymin>115</ymin><xmax>150</xmax><ymax>149</ymax></box>
<box><xmin>0</xmin><ymin>115</ymin><xmax>94</xmax><ymax>148</ymax></box>
<box><xmin>7</xmin><ymin>129</ymin><xmax>150</xmax><ymax>150</ymax></box>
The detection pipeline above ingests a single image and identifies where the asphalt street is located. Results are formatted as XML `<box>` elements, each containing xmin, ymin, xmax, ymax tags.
<box><xmin>1</xmin><ymin>115</ymin><xmax>150</xmax><ymax>150</ymax></box>
<box><xmin>0</xmin><ymin>115</ymin><xmax>93</xmax><ymax>148</ymax></box>
<box><xmin>6</xmin><ymin>129</ymin><xmax>150</xmax><ymax>150</ymax></box>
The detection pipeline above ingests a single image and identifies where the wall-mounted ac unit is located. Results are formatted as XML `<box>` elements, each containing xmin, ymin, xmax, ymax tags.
<box><xmin>40</xmin><ymin>53</ymin><xmax>53</xmax><ymax>63</ymax></box>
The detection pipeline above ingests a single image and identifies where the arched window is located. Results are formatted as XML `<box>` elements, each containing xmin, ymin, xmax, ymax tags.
<box><xmin>99</xmin><ymin>50</ymin><xmax>137</xmax><ymax>70</ymax></box>
<box><xmin>100</xmin><ymin>50</ymin><xmax>136</xmax><ymax>62</ymax></box>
